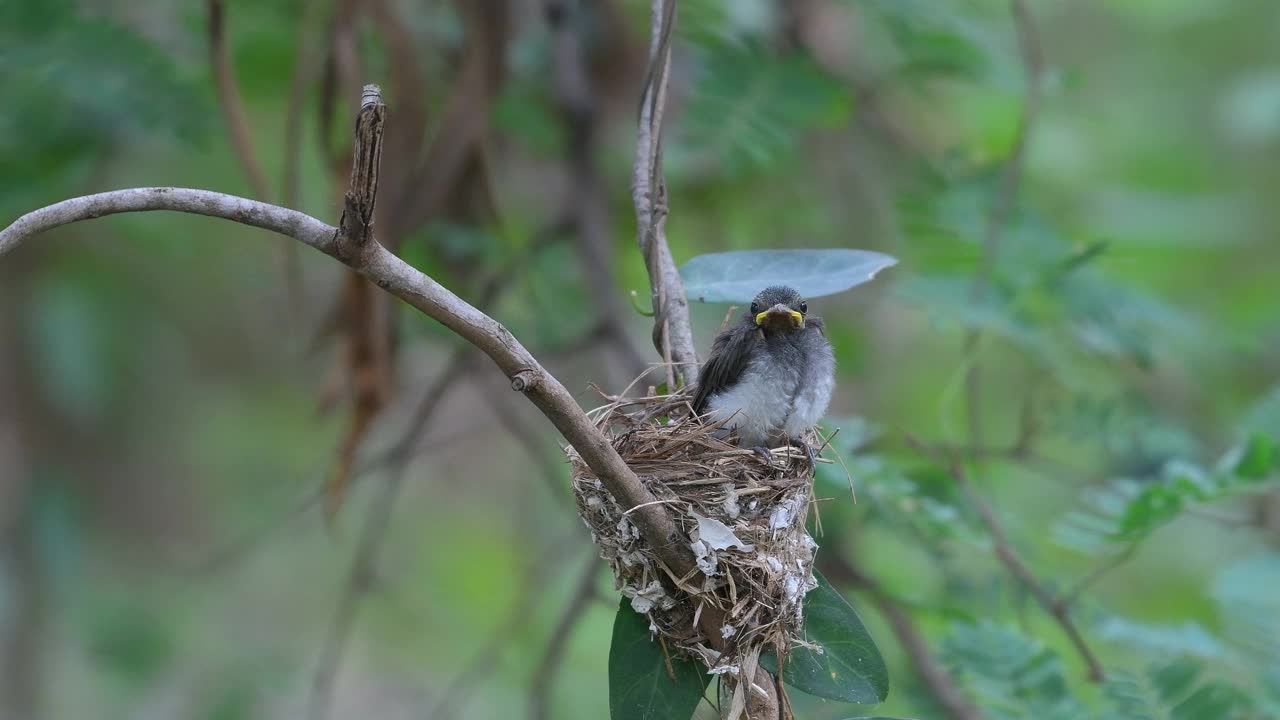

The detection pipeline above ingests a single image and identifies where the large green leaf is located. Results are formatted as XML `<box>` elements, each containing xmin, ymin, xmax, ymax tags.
<box><xmin>608</xmin><ymin>601</ymin><xmax>707</xmax><ymax>720</ymax></box>
<box><xmin>762</xmin><ymin>570</ymin><xmax>889</xmax><ymax>704</ymax></box>
<box><xmin>681</xmin><ymin>250</ymin><xmax>898</xmax><ymax>304</ymax></box>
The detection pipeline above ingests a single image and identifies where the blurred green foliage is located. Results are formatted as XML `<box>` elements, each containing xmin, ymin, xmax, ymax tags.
<box><xmin>3</xmin><ymin>0</ymin><xmax>1280</xmax><ymax>719</ymax></box>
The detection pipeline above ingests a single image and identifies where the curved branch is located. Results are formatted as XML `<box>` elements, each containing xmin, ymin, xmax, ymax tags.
<box><xmin>0</xmin><ymin>186</ymin><xmax>699</xmax><ymax>585</ymax></box>
<box><xmin>0</xmin><ymin>188</ymin><xmax>336</xmax><ymax>256</ymax></box>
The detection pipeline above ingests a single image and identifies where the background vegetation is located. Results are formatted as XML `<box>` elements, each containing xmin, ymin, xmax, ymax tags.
<box><xmin>2</xmin><ymin>0</ymin><xmax>1279</xmax><ymax>718</ymax></box>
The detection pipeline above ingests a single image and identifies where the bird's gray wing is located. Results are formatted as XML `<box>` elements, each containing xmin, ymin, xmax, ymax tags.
<box><xmin>692</xmin><ymin>322</ymin><xmax>760</xmax><ymax>414</ymax></box>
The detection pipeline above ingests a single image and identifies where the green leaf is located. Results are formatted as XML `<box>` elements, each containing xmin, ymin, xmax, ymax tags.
<box><xmin>1095</xmin><ymin>616</ymin><xmax>1225</xmax><ymax>659</ymax></box>
<box><xmin>608</xmin><ymin>600</ymin><xmax>707</xmax><ymax>720</ymax></box>
<box><xmin>762</xmin><ymin>570</ymin><xmax>889</xmax><ymax>704</ymax></box>
<box><xmin>1212</xmin><ymin>551</ymin><xmax>1280</xmax><ymax>667</ymax></box>
<box><xmin>681</xmin><ymin>250</ymin><xmax>898</xmax><ymax>304</ymax></box>
<box><xmin>1231</xmin><ymin>433</ymin><xmax>1277</xmax><ymax>478</ymax></box>
<box><xmin>942</xmin><ymin>623</ymin><xmax>1082</xmax><ymax>720</ymax></box>
<box><xmin>1056</xmin><ymin>438</ymin><xmax>1280</xmax><ymax>552</ymax></box>
<box><xmin>1103</xmin><ymin>657</ymin><xmax>1260</xmax><ymax>720</ymax></box>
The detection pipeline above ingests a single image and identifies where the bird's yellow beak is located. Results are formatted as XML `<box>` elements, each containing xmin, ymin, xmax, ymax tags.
<box><xmin>755</xmin><ymin>305</ymin><xmax>804</xmax><ymax>329</ymax></box>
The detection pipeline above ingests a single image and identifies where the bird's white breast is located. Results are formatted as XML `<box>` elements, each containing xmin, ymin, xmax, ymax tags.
<box><xmin>705</xmin><ymin>334</ymin><xmax>834</xmax><ymax>447</ymax></box>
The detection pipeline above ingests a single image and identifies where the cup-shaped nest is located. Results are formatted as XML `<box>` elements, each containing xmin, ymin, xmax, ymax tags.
<box><xmin>569</xmin><ymin>389</ymin><xmax>821</xmax><ymax>677</ymax></box>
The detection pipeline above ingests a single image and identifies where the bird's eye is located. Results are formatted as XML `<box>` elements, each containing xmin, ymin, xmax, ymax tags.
<box><xmin>799</xmin><ymin>301</ymin><xmax>807</xmax><ymax>313</ymax></box>
<box><xmin>750</xmin><ymin>302</ymin><xmax>759</xmax><ymax>314</ymax></box>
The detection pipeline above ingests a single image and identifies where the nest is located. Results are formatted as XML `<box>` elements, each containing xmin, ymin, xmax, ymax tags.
<box><xmin>569</xmin><ymin>386</ymin><xmax>824</xmax><ymax>681</ymax></box>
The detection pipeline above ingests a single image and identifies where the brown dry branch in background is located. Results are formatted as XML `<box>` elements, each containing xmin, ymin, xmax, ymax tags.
<box><xmin>205</xmin><ymin>0</ymin><xmax>303</xmax><ymax>313</ymax></box>
<box><xmin>547</xmin><ymin>0</ymin><xmax>649</xmax><ymax>387</ymax></box>
<box><xmin>0</xmin><ymin>79</ymin><xmax>709</xmax><ymax>719</ymax></box>
<box><xmin>308</xmin><ymin>191</ymin><xmax>598</xmax><ymax>719</ymax></box>
<box><xmin>0</xmin><ymin>3</ymin><xmax>786</xmax><ymax>717</ymax></box>
<box><xmin>311</xmin><ymin>0</ymin><xmax>515</xmax><ymax>522</ymax></box>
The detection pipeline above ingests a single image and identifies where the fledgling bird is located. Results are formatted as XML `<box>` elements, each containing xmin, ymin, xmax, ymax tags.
<box><xmin>691</xmin><ymin>285</ymin><xmax>834</xmax><ymax>466</ymax></box>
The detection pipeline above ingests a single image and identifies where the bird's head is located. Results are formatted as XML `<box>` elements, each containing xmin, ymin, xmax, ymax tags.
<box><xmin>749</xmin><ymin>285</ymin><xmax>808</xmax><ymax>335</ymax></box>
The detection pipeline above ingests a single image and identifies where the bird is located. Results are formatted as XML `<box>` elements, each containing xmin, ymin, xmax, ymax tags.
<box><xmin>691</xmin><ymin>285</ymin><xmax>834</xmax><ymax>467</ymax></box>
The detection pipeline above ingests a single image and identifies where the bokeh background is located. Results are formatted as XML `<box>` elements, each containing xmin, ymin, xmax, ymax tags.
<box><xmin>3</xmin><ymin>0</ymin><xmax>1280</xmax><ymax>718</ymax></box>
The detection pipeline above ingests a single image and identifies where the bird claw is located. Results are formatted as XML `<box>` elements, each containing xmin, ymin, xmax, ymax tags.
<box><xmin>790</xmin><ymin>439</ymin><xmax>818</xmax><ymax>473</ymax></box>
<box><xmin>750</xmin><ymin>445</ymin><xmax>774</xmax><ymax>466</ymax></box>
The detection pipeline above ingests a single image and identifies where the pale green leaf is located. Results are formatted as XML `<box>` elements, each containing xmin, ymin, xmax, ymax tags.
<box><xmin>681</xmin><ymin>250</ymin><xmax>898</xmax><ymax>303</ymax></box>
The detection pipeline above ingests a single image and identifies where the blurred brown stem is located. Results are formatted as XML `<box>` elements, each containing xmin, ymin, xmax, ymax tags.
<box><xmin>547</xmin><ymin>0</ymin><xmax>648</xmax><ymax>386</ymax></box>
<box><xmin>205</xmin><ymin>0</ymin><xmax>302</xmax><ymax>315</ymax></box>
<box><xmin>282</xmin><ymin>0</ymin><xmax>327</xmax><ymax>209</ymax></box>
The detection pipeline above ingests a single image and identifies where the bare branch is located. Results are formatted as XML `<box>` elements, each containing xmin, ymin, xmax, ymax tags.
<box><xmin>632</xmin><ymin>0</ymin><xmax>698</xmax><ymax>388</ymax></box>
<box><xmin>907</xmin><ymin>437</ymin><xmax>1106</xmax><ymax>682</ymax></box>
<box><xmin>0</xmin><ymin>188</ymin><xmax>336</xmax><ymax>256</ymax></box>
<box><xmin>0</xmin><ymin>201</ymin><xmax>700</xmax><ymax>614</ymax></box>
<box><xmin>0</xmin><ymin>76</ymin><xmax>730</xmax><ymax>712</ymax></box>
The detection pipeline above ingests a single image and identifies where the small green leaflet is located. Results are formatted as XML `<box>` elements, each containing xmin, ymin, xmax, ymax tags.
<box><xmin>608</xmin><ymin>600</ymin><xmax>708</xmax><ymax>720</ymax></box>
<box><xmin>680</xmin><ymin>249</ymin><xmax>898</xmax><ymax>304</ymax></box>
<box><xmin>762</xmin><ymin>570</ymin><xmax>889</xmax><ymax>704</ymax></box>
<box><xmin>1056</xmin><ymin>433</ymin><xmax>1280</xmax><ymax>552</ymax></box>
